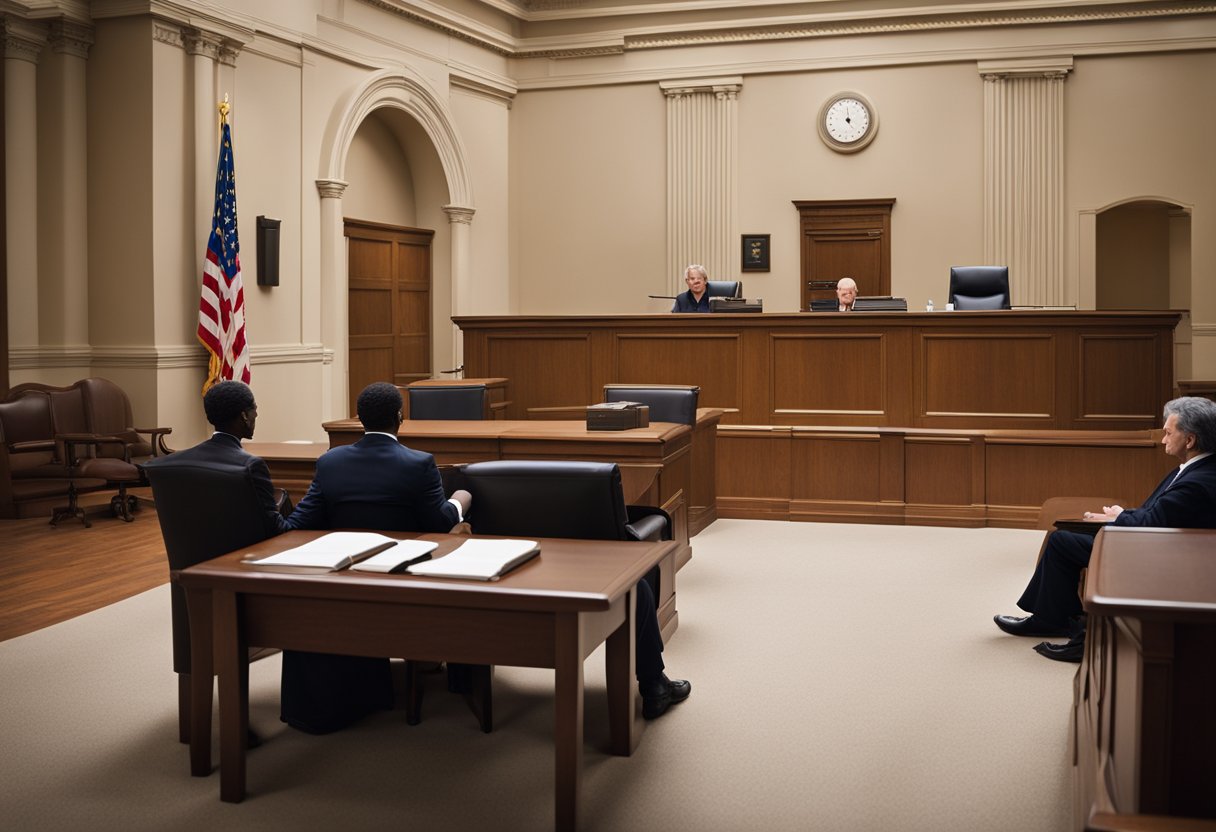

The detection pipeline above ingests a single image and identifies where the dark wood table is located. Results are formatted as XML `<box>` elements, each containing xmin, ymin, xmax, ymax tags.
<box><xmin>177</xmin><ymin>530</ymin><xmax>678</xmax><ymax>831</ymax></box>
<box><xmin>1075</xmin><ymin>527</ymin><xmax>1216</xmax><ymax>829</ymax></box>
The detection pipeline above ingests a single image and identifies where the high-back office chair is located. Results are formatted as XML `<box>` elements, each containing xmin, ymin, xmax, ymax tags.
<box><xmin>443</xmin><ymin>460</ymin><xmax>671</xmax><ymax>732</ymax></box>
<box><xmin>406</xmin><ymin>384</ymin><xmax>489</xmax><ymax>420</ymax></box>
<box><xmin>706</xmin><ymin>280</ymin><xmax>742</xmax><ymax>299</ymax></box>
<box><xmin>603</xmin><ymin>385</ymin><xmax>699</xmax><ymax>425</ymax></box>
<box><xmin>143</xmin><ymin>458</ymin><xmax>285</xmax><ymax>743</ymax></box>
<box><xmin>948</xmin><ymin>266</ymin><xmax>1011</xmax><ymax>310</ymax></box>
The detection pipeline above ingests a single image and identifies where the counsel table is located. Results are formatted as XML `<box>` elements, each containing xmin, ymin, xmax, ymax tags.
<box><xmin>178</xmin><ymin>530</ymin><xmax>678</xmax><ymax>831</ymax></box>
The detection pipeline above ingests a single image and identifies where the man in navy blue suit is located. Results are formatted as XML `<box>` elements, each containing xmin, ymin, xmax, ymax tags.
<box><xmin>994</xmin><ymin>396</ymin><xmax>1216</xmax><ymax>661</ymax></box>
<box><xmin>287</xmin><ymin>383</ymin><xmax>470</xmax><ymax>532</ymax></box>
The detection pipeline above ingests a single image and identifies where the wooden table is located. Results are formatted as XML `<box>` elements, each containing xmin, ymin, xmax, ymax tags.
<box><xmin>1074</xmin><ymin>527</ymin><xmax>1216</xmax><ymax>829</ymax></box>
<box><xmin>178</xmin><ymin>530</ymin><xmax>678</xmax><ymax>831</ymax></box>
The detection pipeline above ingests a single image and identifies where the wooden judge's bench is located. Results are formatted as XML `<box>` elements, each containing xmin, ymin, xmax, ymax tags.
<box><xmin>454</xmin><ymin>310</ymin><xmax>1181</xmax><ymax>528</ymax></box>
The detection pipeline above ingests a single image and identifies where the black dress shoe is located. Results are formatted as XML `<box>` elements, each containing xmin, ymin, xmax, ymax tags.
<box><xmin>993</xmin><ymin>614</ymin><xmax>1072</xmax><ymax>638</ymax></box>
<box><xmin>640</xmin><ymin>673</ymin><xmax>691</xmax><ymax>720</ymax></box>
<box><xmin>1034</xmin><ymin>636</ymin><xmax>1084</xmax><ymax>663</ymax></box>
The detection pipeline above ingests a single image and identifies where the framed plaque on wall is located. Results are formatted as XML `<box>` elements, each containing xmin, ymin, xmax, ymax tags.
<box><xmin>741</xmin><ymin>233</ymin><xmax>770</xmax><ymax>272</ymax></box>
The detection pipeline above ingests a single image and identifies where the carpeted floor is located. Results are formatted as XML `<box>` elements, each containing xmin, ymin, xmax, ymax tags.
<box><xmin>0</xmin><ymin>520</ymin><xmax>1075</xmax><ymax>831</ymax></box>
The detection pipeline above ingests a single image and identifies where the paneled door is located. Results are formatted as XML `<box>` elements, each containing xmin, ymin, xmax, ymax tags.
<box><xmin>794</xmin><ymin>199</ymin><xmax>894</xmax><ymax>311</ymax></box>
<box><xmin>345</xmin><ymin>219</ymin><xmax>434</xmax><ymax>415</ymax></box>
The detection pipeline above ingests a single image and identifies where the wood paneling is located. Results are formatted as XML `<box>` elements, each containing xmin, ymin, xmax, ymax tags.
<box><xmin>795</xmin><ymin>199</ymin><xmax>894</xmax><ymax>312</ymax></box>
<box><xmin>457</xmin><ymin>311</ymin><xmax>1178</xmax><ymax>431</ymax></box>
<box><xmin>718</xmin><ymin>425</ymin><xmax>1172</xmax><ymax>528</ymax></box>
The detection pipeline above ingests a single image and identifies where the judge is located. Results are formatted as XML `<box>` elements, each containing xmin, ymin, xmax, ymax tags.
<box><xmin>836</xmin><ymin>277</ymin><xmax>858</xmax><ymax>311</ymax></box>
<box><xmin>671</xmin><ymin>264</ymin><xmax>711</xmax><ymax>313</ymax></box>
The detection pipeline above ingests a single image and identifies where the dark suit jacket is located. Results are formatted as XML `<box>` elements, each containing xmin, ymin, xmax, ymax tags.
<box><xmin>287</xmin><ymin>433</ymin><xmax>459</xmax><ymax>532</ymax></box>
<box><xmin>1112</xmin><ymin>453</ymin><xmax>1216</xmax><ymax>529</ymax></box>
<box><xmin>671</xmin><ymin>290</ymin><xmax>710</xmax><ymax>313</ymax></box>
<box><xmin>147</xmin><ymin>432</ymin><xmax>288</xmax><ymax>539</ymax></box>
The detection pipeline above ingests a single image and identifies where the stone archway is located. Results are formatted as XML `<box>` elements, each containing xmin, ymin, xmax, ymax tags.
<box><xmin>315</xmin><ymin>68</ymin><xmax>475</xmax><ymax>419</ymax></box>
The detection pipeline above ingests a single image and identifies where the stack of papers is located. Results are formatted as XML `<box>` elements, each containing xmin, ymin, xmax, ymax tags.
<box><xmin>249</xmin><ymin>532</ymin><xmax>407</xmax><ymax>571</ymax></box>
<box><xmin>406</xmin><ymin>538</ymin><xmax>539</xmax><ymax>581</ymax></box>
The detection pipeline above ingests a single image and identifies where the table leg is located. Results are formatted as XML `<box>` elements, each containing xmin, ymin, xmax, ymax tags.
<box><xmin>215</xmin><ymin>590</ymin><xmax>249</xmax><ymax>803</ymax></box>
<box><xmin>554</xmin><ymin>612</ymin><xmax>585</xmax><ymax>831</ymax></box>
<box><xmin>605</xmin><ymin>588</ymin><xmax>638</xmax><ymax>756</ymax></box>
<box><xmin>184</xmin><ymin>585</ymin><xmax>214</xmax><ymax>777</ymax></box>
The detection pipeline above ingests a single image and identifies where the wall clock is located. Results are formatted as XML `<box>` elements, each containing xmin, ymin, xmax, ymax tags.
<box><xmin>817</xmin><ymin>91</ymin><xmax>878</xmax><ymax>153</ymax></box>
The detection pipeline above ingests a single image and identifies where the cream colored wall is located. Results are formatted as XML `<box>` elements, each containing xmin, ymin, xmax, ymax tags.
<box><xmin>343</xmin><ymin>114</ymin><xmax>418</xmax><ymax>227</ymax></box>
<box><xmin>1096</xmin><ymin>203</ymin><xmax>1170</xmax><ymax>310</ymax></box>
<box><xmin>1066</xmin><ymin>51</ymin><xmax>1216</xmax><ymax>374</ymax></box>
<box><xmin>510</xmin><ymin>83</ymin><xmax>666</xmax><ymax>314</ymax></box>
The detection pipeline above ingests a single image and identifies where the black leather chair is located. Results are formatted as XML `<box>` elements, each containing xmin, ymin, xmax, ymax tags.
<box><xmin>603</xmin><ymin>385</ymin><xmax>699</xmax><ymax>425</ymax></box>
<box><xmin>444</xmin><ymin>460</ymin><xmax>671</xmax><ymax>732</ymax></box>
<box><xmin>143</xmin><ymin>458</ymin><xmax>284</xmax><ymax>743</ymax></box>
<box><xmin>406</xmin><ymin>384</ymin><xmax>489</xmax><ymax>420</ymax></box>
<box><xmin>948</xmin><ymin>266</ymin><xmax>1011</xmax><ymax>310</ymax></box>
<box><xmin>707</xmin><ymin>280</ymin><xmax>742</xmax><ymax>299</ymax></box>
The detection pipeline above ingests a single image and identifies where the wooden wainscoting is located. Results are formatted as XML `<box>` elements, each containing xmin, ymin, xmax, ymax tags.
<box><xmin>717</xmin><ymin>425</ymin><xmax>1173</xmax><ymax>528</ymax></box>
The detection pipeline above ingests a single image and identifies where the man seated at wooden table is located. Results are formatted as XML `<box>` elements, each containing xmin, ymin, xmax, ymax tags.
<box><xmin>993</xmin><ymin>396</ymin><xmax>1216</xmax><ymax>662</ymax></box>
<box><xmin>291</xmin><ymin>382</ymin><xmax>692</xmax><ymax>719</ymax></box>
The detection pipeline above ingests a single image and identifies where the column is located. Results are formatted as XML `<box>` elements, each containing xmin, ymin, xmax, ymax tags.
<box><xmin>316</xmin><ymin>179</ymin><xmax>349</xmax><ymax>420</ymax></box>
<box><xmin>4</xmin><ymin>19</ymin><xmax>46</xmax><ymax>349</ymax></box>
<box><xmin>444</xmin><ymin>205</ymin><xmax>475</xmax><ymax>371</ymax></box>
<box><xmin>980</xmin><ymin>57</ymin><xmax>1072</xmax><ymax>307</ymax></box>
<box><xmin>40</xmin><ymin>21</ymin><xmax>93</xmax><ymax>356</ymax></box>
<box><xmin>660</xmin><ymin>77</ymin><xmax>740</xmax><ymax>290</ymax></box>
<box><xmin>183</xmin><ymin>27</ymin><xmax>221</xmax><ymax>262</ymax></box>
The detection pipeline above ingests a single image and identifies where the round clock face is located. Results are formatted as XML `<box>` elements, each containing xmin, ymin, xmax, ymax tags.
<box><xmin>818</xmin><ymin>92</ymin><xmax>878</xmax><ymax>153</ymax></box>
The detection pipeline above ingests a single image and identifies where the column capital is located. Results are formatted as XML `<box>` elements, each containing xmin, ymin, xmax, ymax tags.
<box><xmin>316</xmin><ymin>179</ymin><xmax>349</xmax><ymax>199</ymax></box>
<box><xmin>3</xmin><ymin>19</ymin><xmax>48</xmax><ymax>63</ymax></box>
<box><xmin>182</xmin><ymin>26</ymin><xmax>223</xmax><ymax>59</ymax></box>
<box><xmin>48</xmin><ymin>20</ymin><xmax>93</xmax><ymax>58</ymax></box>
<box><xmin>659</xmin><ymin>76</ymin><xmax>743</xmax><ymax>99</ymax></box>
<box><xmin>444</xmin><ymin>205</ymin><xmax>476</xmax><ymax>225</ymax></box>
<box><xmin>978</xmin><ymin>56</ymin><xmax>1073</xmax><ymax>81</ymax></box>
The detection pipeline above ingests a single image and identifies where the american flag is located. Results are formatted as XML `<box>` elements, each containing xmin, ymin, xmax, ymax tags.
<box><xmin>197</xmin><ymin>117</ymin><xmax>250</xmax><ymax>391</ymax></box>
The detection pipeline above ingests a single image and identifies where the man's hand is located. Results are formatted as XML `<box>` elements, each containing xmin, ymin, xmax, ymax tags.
<box><xmin>1082</xmin><ymin>505</ymin><xmax>1124</xmax><ymax>521</ymax></box>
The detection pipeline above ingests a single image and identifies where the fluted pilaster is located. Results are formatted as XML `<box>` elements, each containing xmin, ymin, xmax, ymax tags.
<box><xmin>661</xmin><ymin>77</ymin><xmax>740</xmax><ymax>290</ymax></box>
<box><xmin>980</xmin><ymin>57</ymin><xmax>1072</xmax><ymax>307</ymax></box>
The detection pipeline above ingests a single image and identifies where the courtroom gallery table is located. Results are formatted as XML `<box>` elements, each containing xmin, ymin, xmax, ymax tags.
<box><xmin>178</xmin><ymin>530</ymin><xmax>678</xmax><ymax>832</ymax></box>
<box><xmin>1074</xmin><ymin>527</ymin><xmax>1216</xmax><ymax>829</ymax></box>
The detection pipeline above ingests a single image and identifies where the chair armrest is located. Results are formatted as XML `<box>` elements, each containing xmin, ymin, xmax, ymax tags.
<box><xmin>276</xmin><ymin>488</ymin><xmax>294</xmax><ymax>518</ymax></box>
<box><xmin>133</xmin><ymin>426</ymin><xmax>173</xmax><ymax>456</ymax></box>
<box><xmin>8</xmin><ymin>439</ymin><xmax>56</xmax><ymax>453</ymax></box>
<box><xmin>625</xmin><ymin>505</ymin><xmax>671</xmax><ymax>542</ymax></box>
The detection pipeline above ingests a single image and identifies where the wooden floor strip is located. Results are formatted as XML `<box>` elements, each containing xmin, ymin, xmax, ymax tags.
<box><xmin>0</xmin><ymin>498</ymin><xmax>168</xmax><ymax>643</ymax></box>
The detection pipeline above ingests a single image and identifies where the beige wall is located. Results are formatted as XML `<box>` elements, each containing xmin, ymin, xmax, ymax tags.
<box><xmin>343</xmin><ymin>114</ymin><xmax>418</xmax><ymax>227</ymax></box>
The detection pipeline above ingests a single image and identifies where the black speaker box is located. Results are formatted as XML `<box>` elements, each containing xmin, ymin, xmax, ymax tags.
<box><xmin>256</xmin><ymin>216</ymin><xmax>281</xmax><ymax>287</ymax></box>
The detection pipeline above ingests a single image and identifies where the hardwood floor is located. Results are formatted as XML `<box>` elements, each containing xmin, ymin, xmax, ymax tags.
<box><xmin>0</xmin><ymin>496</ymin><xmax>168</xmax><ymax>642</ymax></box>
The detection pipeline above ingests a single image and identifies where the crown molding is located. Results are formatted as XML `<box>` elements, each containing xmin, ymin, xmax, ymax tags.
<box><xmin>360</xmin><ymin>0</ymin><xmax>515</xmax><ymax>56</ymax></box>
<box><xmin>0</xmin><ymin>0</ymin><xmax>90</xmax><ymax>24</ymax></box>
<box><xmin>978</xmin><ymin>54</ymin><xmax>1074</xmax><ymax>77</ymax></box>
<box><xmin>89</xmin><ymin>0</ymin><xmax>255</xmax><ymax>45</ymax></box>
<box><xmin>449</xmin><ymin>64</ymin><xmax>518</xmax><ymax>106</ymax></box>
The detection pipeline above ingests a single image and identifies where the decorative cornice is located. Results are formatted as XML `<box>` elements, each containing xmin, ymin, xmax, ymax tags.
<box><xmin>978</xmin><ymin>55</ymin><xmax>1074</xmax><ymax>79</ymax></box>
<box><xmin>316</xmin><ymin>179</ymin><xmax>349</xmax><ymax>199</ymax></box>
<box><xmin>151</xmin><ymin>21</ymin><xmax>182</xmax><ymax>47</ymax></box>
<box><xmin>443</xmin><ymin>205</ymin><xmax>476</xmax><ymax>225</ymax></box>
<box><xmin>182</xmin><ymin>26</ymin><xmax>222</xmax><ymax>59</ymax></box>
<box><xmin>449</xmin><ymin>68</ymin><xmax>518</xmax><ymax>107</ymax></box>
<box><xmin>217</xmin><ymin>39</ymin><xmax>239</xmax><ymax>66</ymax></box>
<box><xmin>47</xmin><ymin>19</ymin><xmax>93</xmax><ymax>58</ymax></box>
<box><xmin>359</xmin><ymin>0</ymin><xmax>515</xmax><ymax>57</ymax></box>
<box><xmin>660</xmin><ymin>76</ymin><xmax>742</xmax><ymax>99</ymax></box>
<box><xmin>3</xmin><ymin>19</ymin><xmax>47</xmax><ymax>63</ymax></box>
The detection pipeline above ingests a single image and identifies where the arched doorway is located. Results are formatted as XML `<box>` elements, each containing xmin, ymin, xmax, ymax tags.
<box><xmin>317</xmin><ymin>69</ymin><xmax>474</xmax><ymax>420</ymax></box>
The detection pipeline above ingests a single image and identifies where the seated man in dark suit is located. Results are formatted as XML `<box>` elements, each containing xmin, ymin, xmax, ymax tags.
<box><xmin>155</xmin><ymin>380</ymin><xmax>288</xmax><ymax>538</ymax></box>
<box><xmin>994</xmin><ymin>396</ymin><xmax>1216</xmax><ymax>662</ymax></box>
<box><xmin>671</xmin><ymin>264</ymin><xmax>711</xmax><ymax>313</ymax></box>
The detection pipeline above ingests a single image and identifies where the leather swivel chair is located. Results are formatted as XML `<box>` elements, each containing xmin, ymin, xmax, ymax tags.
<box><xmin>603</xmin><ymin>385</ymin><xmax>699</xmax><ymax>425</ymax></box>
<box><xmin>437</xmin><ymin>460</ymin><xmax>671</xmax><ymax>732</ymax></box>
<box><xmin>706</xmin><ymin>280</ymin><xmax>742</xmax><ymax>299</ymax></box>
<box><xmin>143</xmin><ymin>457</ymin><xmax>283</xmax><ymax>743</ymax></box>
<box><xmin>407</xmin><ymin>385</ymin><xmax>489</xmax><ymax>420</ymax></box>
<box><xmin>948</xmin><ymin>266</ymin><xmax>1011</xmax><ymax>310</ymax></box>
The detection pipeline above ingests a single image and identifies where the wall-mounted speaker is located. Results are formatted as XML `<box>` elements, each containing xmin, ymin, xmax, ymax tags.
<box><xmin>256</xmin><ymin>216</ymin><xmax>281</xmax><ymax>287</ymax></box>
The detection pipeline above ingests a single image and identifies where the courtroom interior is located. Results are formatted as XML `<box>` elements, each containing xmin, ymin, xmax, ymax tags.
<box><xmin>2</xmin><ymin>1</ymin><xmax>1215</xmax><ymax>830</ymax></box>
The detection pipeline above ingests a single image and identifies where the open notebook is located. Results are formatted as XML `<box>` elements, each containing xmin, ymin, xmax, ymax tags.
<box><xmin>405</xmin><ymin>538</ymin><xmax>539</xmax><ymax>581</ymax></box>
<box><xmin>247</xmin><ymin>532</ymin><xmax>436</xmax><ymax>572</ymax></box>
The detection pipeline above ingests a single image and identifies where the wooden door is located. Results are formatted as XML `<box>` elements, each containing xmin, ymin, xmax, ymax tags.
<box><xmin>345</xmin><ymin>219</ymin><xmax>434</xmax><ymax>415</ymax></box>
<box><xmin>794</xmin><ymin>199</ymin><xmax>894</xmax><ymax>311</ymax></box>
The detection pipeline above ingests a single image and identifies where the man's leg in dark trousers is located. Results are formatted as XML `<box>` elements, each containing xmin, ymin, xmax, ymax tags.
<box><xmin>1016</xmin><ymin>530</ymin><xmax>1095</xmax><ymax>628</ymax></box>
<box><xmin>633</xmin><ymin>578</ymin><xmax>665</xmax><ymax>682</ymax></box>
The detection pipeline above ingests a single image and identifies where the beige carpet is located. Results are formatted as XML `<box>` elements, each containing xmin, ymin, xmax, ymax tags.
<box><xmin>0</xmin><ymin>520</ymin><xmax>1074</xmax><ymax>832</ymax></box>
